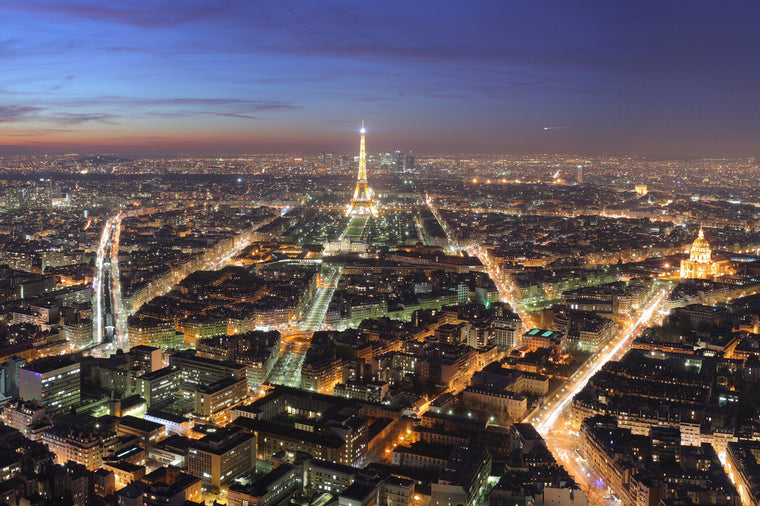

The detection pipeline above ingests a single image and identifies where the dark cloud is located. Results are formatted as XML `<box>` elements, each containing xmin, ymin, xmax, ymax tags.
<box><xmin>81</xmin><ymin>96</ymin><xmax>300</xmax><ymax>113</ymax></box>
<box><xmin>147</xmin><ymin>110</ymin><xmax>261</xmax><ymax>120</ymax></box>
<box><xmin>19</xmin><ymin>96</ymin><xmax>300</xmax><ymax>123</ymax></box>
<box><xmin>6</xmin><ymin>0</ymin><xmax>233</xmax><ymax>28</ymax></box>
<box><xmin>49</xmin><ymin>112</ymin><xmax>119</xmax><ymax>125</ymax></box>
<box><xmin>156</xmin><ymin>98</ymin><xmax>299</xmax><ymax>112</ymax></box>
<box><xmin>0</xmin><ymin>105</ymin><xmax>42</xmax><ymax>122</ymax></box>
<box><xmin>424</xmin><ymin>90</ymin><xmax>465</xmax><ymax>100</ymax></box>
<box><xmin>0</xmin><ymin>105</ymin><xmax>119</xmax><ymax>126</ymax></box>
<box><xmin>354</xmin><ymin>97</ymin><xmax>400</xmax><ymax>103</ymax></box>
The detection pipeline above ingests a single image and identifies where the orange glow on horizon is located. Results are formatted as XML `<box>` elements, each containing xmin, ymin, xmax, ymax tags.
<box><xmin>0</xmin><ymin>124</ymin><xmax>367</xmax><ymax>153</ymax></box>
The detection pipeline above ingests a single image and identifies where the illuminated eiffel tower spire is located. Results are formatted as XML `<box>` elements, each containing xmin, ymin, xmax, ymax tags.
<box><xmin>346</xmin><ymin>121</ymin><xmax>379</xmax><ymax>217</ymax></box>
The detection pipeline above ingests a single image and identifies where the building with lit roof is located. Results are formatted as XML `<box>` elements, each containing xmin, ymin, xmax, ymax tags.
<box><xmin>521</xmin><ymin>328</ymin><xmax>565</xmax><ymax>352</ymax></box>
<box><xmin>680</xmin><ymin>227</ymin><xmax>733</xmax><ymax>279</ymax></box>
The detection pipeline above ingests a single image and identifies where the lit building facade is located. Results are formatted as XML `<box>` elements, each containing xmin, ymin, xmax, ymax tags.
<box><xmin>493</xmin><ymin>315</ymin><xmax>521</xmax><ymax>351</ymax></box>
<box><xmin>42</xmin><ymin>429</ymin><xmax>106</xmax><ymax>469</ymax></box>
<box><xmin>680</xmin><ymin>227</ymin><xmax>732</xmax><ymax>279</ymax></box>
<box><xmin>169</xmin><ymin>351</ymin><xmax>247</xmax><ymax>400</ymax></box>
<box><xmin>135</xmin><ymin>366</ymin><xmax>181</xmax><ymax>409</ymax></box>
<box><xmin>129</xmin><ymin>345</ymin><xmax>163</xmax><ymax>374</ymax></box>
<box><xmin>127</xmin><ymin>315</ymin><xmax>178</xmax><ymax>350</ymax></box>
<box><xmin>1</xmin><ymin>399</ymin><xmax>49</xmax><ymax>441</ymax></box>
<box><xmin>19</xmin><ymin>357</ymin><xmax>80</xmax><ymax>415</ymax></box>
<box><xmin>62</xmin><ymin>318</ymin><xmax>93</xmax><ymax>349</ymax></box>
<box><xmin>462</xmin><ymin>387</ymin><xmax>528</xmax><ymax>420</ymax></box>
<box><xmin>194</xmin><ymin>376</ymin><xmax>248</xmax><ymax>424</ymax></box>
<box><xmin>187</xmin><ymin>427</ymin><xmax>255</xmax><ymax>489</ymax></box>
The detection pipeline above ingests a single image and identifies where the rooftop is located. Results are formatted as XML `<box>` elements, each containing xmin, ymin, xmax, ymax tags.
<box><xmin>119</xmin><ymin>415</ymin><xmax>164</xmax><ymax>433</ymax></box>
<box><xmin>22</xmin><ymin>355</ymin><xmax>79</xmax><ymax>374</ymax></box>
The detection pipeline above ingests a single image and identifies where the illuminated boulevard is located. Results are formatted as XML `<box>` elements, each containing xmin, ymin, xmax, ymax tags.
<box><xmin>93</xmin><ymin>209</ymin><xmax>260</xmax><ymax>354</ymax></box>
<box><xmin>93</xmin><ymin>214</ymin><xmax>126</xmax><ymax>352</ymax></box>
<box><xmin>524</xmin><ymin>285</ymin><xmax>674</xmax><ymax>504</ymax></box>
<box><xmin>301</xmin><ymin>265</ymin><xmax>343</xmax><ymax>332</ymax></box>
<box><xmin>464</xmin><ymin>231</ymin><xmax>674</xmax><ymax>504</ymax></box>
<box><xmin>266</xmin><ymin>266</ymin><xmax>343</xmax><ymax>388</ymax></box>
<box><xmin>468</xmin><ymin>237</ymin><xmax>673</xmax><ymax>503</ymax></box>
<box><xmin>427</xmin><ymin>189</ymin><xmax>679</xmax><ymax>502</ymax></box>
<box><xmin>110</xmin><ymin>215</ymin><xmax>127</xmax><ymax>350</ymax></box>
<box><xmin>470</xmin><ymin>245</ymin><xmax>536</xmax><ymax>330</ymax></box>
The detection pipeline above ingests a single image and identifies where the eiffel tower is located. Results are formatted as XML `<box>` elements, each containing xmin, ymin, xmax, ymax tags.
<box><xmin>345</xmin><ymin>121</ymin><xmax>379</xmax><ymax>217</ymax></box>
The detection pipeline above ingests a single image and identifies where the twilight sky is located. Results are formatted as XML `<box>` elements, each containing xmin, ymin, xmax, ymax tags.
<box><xmin>1</xmin><ymin>1</ymin><xmax>759</xmax><ymax>155</ymax></box>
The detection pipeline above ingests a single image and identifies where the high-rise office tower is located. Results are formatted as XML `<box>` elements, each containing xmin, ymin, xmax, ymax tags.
<box><xmin>404</xmin><ymin>155</ymin><xmax>415</xmax><ymax>171</ymax></box>
<box><xmin>19</xmin><ymin>357</ymin><xmax>80</xmax><ymax>415</ymax></box>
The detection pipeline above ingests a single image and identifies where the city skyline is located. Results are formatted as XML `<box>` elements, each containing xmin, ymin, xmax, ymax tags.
<box><xmin>3</xmin><ymin>4</ymin><xmax>760</xmax><ymax>502</ymax></box>
<box><xmin>1</xmin><ymin>129</ymin><xmax>759</xmax><ymax>503</ymax></box>
<box><xmin>2</xmin><ymin>1</ymin><xmax>760</xmax><ymax>156</ymax></box>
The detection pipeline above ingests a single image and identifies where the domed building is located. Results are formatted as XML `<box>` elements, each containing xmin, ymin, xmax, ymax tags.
<box><xmin>680</xmin><ymin>227</ymin><xmax>732</xmax><ymax>279</ymax></box>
